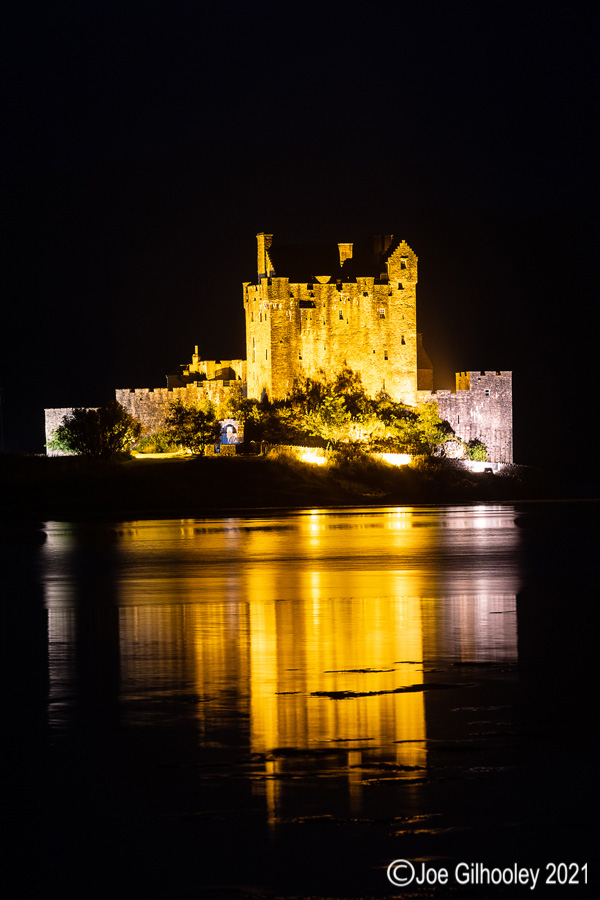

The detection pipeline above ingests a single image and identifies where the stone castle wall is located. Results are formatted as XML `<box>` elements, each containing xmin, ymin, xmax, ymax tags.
<box><xmin>115</xmin><ymin>380</ymin><xmax>244</xmax><ymax>433</ymax></box>
<box><xmin>44</xmin><ymin>407</ymin><xmax>98</xmax><ymax>455</ymax></box>
<box><xmin>431</xmin><ymin>371</ymin><xmax>513</xmax><ymax>463</ymax></box>
<box><xmin>245</xmin><ymin>240</ymin><xmax>419</xmax><ymax>405</ymax></box>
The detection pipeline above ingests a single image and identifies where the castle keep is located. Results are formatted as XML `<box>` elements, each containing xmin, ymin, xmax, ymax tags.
<box><xmin>245</xmin><ymin>234</ymin><xmax>424</xmax><ymax>405</ymax></box>
<box><xmin>46</xmin><ymin>232</ymin><xmax>513</xmax><ymax>462</ymax></box>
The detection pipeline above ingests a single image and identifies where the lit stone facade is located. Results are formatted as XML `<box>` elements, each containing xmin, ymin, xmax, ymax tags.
<box><xmin>245</xmin><ymin>234</ymin><xmax>420</xmax><ymax>404</ymax></box>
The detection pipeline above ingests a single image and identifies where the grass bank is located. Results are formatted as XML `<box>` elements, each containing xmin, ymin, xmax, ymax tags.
<box><xmin>0</xmin><ymin>452</ymin><xmax>558</xmax><ymax>521</ymax></box>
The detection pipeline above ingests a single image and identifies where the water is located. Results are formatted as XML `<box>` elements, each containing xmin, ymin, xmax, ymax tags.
<box><xmin>2</xmin><ymin>505</ymin><xmax>597</xmax><ymax>898</ymax></box>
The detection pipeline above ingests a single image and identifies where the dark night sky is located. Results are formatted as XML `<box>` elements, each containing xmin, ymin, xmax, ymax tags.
<box><xmin>2</xmin><ymin>1</ymin><xmax>598</xmax><ymax>466</ymax></box>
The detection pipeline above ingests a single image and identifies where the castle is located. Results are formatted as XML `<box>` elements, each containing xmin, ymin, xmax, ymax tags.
<box><xmin>46</xmin><ymin>232</ymin><xmax>513</xmax><ymax>462</ymax></box>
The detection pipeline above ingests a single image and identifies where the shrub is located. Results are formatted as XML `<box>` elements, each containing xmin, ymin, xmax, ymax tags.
<box><xmin>47</xmin><ymin>401</ymin><xmax>142</xmax><ymax>458</ymax></box>
<box><xmin>135</xmin><ymin>430</ymin><xmax>179</xmax><ymax>453</ymax></box>
<box><xmin>165</xmin><ymin>400</ymin><xmax>222</xmax><ymax>454</ymax></box>
<box><xmin>465</xmin><ymin>438</ymin><xmax>488</xmax><ymax>461</ymax></box>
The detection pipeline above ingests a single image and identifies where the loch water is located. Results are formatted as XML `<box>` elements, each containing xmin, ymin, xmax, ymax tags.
<box><xmin>3</xmin><ymin>504</ymin><xmax>597</xmax><ymax>899</ymax></box>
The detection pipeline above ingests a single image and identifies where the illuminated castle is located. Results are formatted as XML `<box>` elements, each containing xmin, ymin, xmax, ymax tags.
<box><xmin>245</xmin><ymin>233</ymin><xmax>428</xmax><ymax>405</ymax></box>
<box><xmin>241</xmin><ymin>233</ymin><xmax>512</xmax><ymax>461</ymax></box>
<box><xmin>47</xmin><ymin>232</ymin><xmax>513</xmax><ymax>462</ymax></box>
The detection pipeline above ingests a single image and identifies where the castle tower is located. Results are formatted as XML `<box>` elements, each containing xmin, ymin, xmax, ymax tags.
<box><xmin>244</xmin><ymin>233</ymin><xmax>420</xmax><ymax>404</ymax></box>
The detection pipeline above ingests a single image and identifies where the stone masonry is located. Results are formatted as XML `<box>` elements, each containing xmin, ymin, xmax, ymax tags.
<box><xmin>115</xmin><ymin>379</ymin><xmax>244</xmax><ymax>434</ymax></box>
<box><xmin>432</xmin><ymin>371</ymin><xmax>513</xmax><ymax>463</ymax></box>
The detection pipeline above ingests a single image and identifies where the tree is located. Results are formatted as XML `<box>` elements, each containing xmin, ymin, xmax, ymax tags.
<box><xmin>415</xmin><ymin>401</ymin><xmax>449</xmax><ymax>455</ymax></box>
<box><xmin>303</xmin><ymin>394</ymin><xmax>352</xmax><ymax>449</ymax></box>
<box><xmin>165</xmin><ymin>400</ymin><xmax>222</xmax><ymax>454</ymax></box>
<box><xmin>371</xmin><ymin>395</ymin><xmax>420</xmax><ymax>451</ymax></box>
<box><xmin>47</xmin><ymin>401</ymin><xmax>142</xmax><ymax>458</ymax></box>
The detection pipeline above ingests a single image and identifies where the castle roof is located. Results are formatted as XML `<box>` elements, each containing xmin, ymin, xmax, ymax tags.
<box><xmin>267</xmin><ymin>236</ymin><xmax>400</xmax><ymax>283</ymax></box>
<box><xmin>417</xmin><ymin>333</ymin><xmax>433</xmax><ymax>371</ymax></box>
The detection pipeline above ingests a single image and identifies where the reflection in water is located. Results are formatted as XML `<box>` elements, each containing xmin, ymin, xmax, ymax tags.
<box><xmin>7</xmin><ymin>503</ymin><xmax>596</xmax><ymax>899</ymax></box>
<box><xmin>42</xmin><ymin>507</ymin><xmax>518</xmax><ymax>827</ymax></box>
<box><xmin>247</xmin><ymin>591</ymin><xmax>426</xmax><ymax>821</ymax></box>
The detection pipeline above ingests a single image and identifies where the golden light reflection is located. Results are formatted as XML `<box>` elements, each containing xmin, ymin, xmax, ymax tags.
<box><xmin>246</xmin><ymin>559</ymin><xmax>427</xmax><ymax>822</ymax></box>
<box><xmin>42</xmin><ymin>510</ymin><xmax>519</xmax><ymax>829</ymax></box>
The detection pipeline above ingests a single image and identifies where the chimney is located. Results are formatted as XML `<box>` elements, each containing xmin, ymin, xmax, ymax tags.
<box><xmin>257</xmin><ymin>233</ymin><xmax>273</xmax><ymax>280</ymax></box>
<box><xmin>338</xmin><ymin>242</ymin><xmax>353</xmax><ymax>266</ymax></box>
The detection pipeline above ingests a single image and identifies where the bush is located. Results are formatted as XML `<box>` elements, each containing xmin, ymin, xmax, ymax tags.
<box><xmin>165</xmin><ymin>400</ymin><xmax>222</xmax><ymax>454</ymax></box>
<box><xmin>465</xmin><ymin>438</ymin><xmax>488</xmax><ymax>461</ymax></box>
<box><xmin>47</xmin><ymin>401</ymin><xmax>142</xmax><ymax>459</ymax></box>
<box><xmin>135</xmin><ymin>430</ymin><xmax>179</xmax><ymax>454</ymax></box>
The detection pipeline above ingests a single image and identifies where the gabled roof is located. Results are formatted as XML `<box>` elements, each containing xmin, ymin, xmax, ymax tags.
<box><xmin>266</xmin><ymin>236</ymin><xmax>396</xmax><ymax>283</ymax></box>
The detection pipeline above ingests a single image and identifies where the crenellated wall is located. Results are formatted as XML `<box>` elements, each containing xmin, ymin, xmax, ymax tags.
<box><xmin>115</xmin><ymin>380</ymin><xmax>244</xmax><ymax>433</ymax></box>
<box><xmin>431</xmin><ymin>371</ymin><xmax>513</xmax><ymax>463</ymax></box>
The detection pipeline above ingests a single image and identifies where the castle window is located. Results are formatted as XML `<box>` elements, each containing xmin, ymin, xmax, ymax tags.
<box><xmin>401</xmin><ymin>335</ymin><xmax>405</xmax><ymax>345</ymax></box>
<box><xmin>384</xmin><ymin>349</ymin><xmax>388</xmax><ymax>360</ymax></box>
<box><xmin>266</xmin><ymin>350</ymin><xmax>268</xmax><ymax>360</ymax></box>
<box><xmin>339</xmin><ymin>310</ymin><xmax>344</xmax><ymax>320</ymax></box>
<box><xmin>378</xmin><ymin>308</ymin><xmax>386</xmax><ymax>319</ymax></box>
<box><xmin>299</xmin><ymin>351</ymin><xmax>302</xmax><ymax>360</ymax></box>
<box><xmin>400</xmin><ymin>259</ymin><xmax>407</xmax><ymax>269</ymax></box>
<box><xmin>251</xmin><ymin>311</ymin><xmax>254</xmax><ymax>322</ymax></box>
<box><xmin>485</xmin><ymin>389</ymin><xmax>490</xmax><ymax>398</ymax></box>
<box><xmin>265</xmin><ymin>312</ymin><xmax>268</xmax><ymax>321</ymax></box>
<box><xmin>398</xmin><ymin>283</ymin><xmax>403</xmax><ymax>290</ymax></box>
<box><xmin>260</xmin><ymin>313</ymin><xmax>262</xmax><ymax>322</ymax></box>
